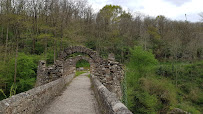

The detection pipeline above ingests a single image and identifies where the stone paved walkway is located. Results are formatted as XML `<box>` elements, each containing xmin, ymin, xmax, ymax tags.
<box><xmin>40</xmin><ymin>72</ymin><xmax>100</xmax><ymax>114</ymax></box>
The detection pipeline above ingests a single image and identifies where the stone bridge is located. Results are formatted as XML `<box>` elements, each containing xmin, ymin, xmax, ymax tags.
<box><xmin>0</xmin><ymin>46</ymin><xmax>132</xmax><ymax>114</ymax></box>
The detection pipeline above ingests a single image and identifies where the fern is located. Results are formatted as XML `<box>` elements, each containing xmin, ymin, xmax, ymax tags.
<box><xmin>0</xmin><ymin>89</ymin><xmax>7</xmax><ymax>98</ymax></box>
<box><xmin>9</xmin><ymin>84</ymin><xmax>17</xmax><ymax>97</ymax></box>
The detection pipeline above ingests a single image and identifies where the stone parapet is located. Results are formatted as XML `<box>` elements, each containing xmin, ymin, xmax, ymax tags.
<box><xmin>91</xmin><ymin>75</ymin><xmax>132</xmax><ymax>114</ymax></box>
<box><xmin>0</xmin><ymin>73</ymin><xmax>75</xmax><ymax>114</ymax></box>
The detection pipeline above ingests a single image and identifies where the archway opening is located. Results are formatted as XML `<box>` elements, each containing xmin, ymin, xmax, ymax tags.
<box><xmin>75</xmin><ymin>59</ymin><xmax>90</xmax><ymax>76</ymax></box>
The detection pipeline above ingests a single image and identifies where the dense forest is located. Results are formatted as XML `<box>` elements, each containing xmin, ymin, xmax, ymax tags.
<box><xmin>0</xmin><ymin>0</ymin><xmax>202</xmax><ymax>113</ymax></box>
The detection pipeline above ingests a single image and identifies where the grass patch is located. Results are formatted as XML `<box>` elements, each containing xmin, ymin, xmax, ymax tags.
<box><xmin>75</xmin><ymin>71</ymin><xmax>86</xmax><ymax>77</ymax></box>
<box><xmin>87</xmin><ymin>74</ymin><xmax>91</xmax><ymax>78</ymax></box>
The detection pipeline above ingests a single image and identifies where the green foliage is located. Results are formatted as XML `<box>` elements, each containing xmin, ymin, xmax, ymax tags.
<box><xmin>0</xmin><ymin>89</ymin><xmax>7</xmax><ymax>99</ymax></box>
<box><xmin>85</xmin><ymin>40</ymin><xmax>96</xmax><ymax>50</ymax></box>
<box><xmin>87</xmin><ymin>74</ymin><xmax>90</xmax><ymax>78</ymax></box>
<box><xmin>0</xmin><ymin>53</ymin><xmax>39</xmax><ymax>100</ymax></box>
<box><xmin>148</xmin><ymin>26</ymin><xmax>161</xmax><ymax>40</ymax></box>
<box><xmin>0</xmin><ymin>83</ymin><xmax>17</xmax><ymax>99</ymax></box>
<box><xmin>75</xmin><ymin>71</ymin><xmax>86</xmax><ymax>77</ymax></box>
<box><xmin>37</xmin><ymin>33</ymin><xmax>53</xmax><ymax>39</ymax></box>
<box><xmin>121</xmin><ymin>72</ymin><xmax>127</xmax><ymax>105</ymax></box>
<box><xmin>76</xmin><ymin>60</ymin><xmax>90</xmax><ymax>68</ymax></box>
<box><xmin>9</xmin><ymin>84</ymin><xmax>17</xmax><ymax>97</ymax></box>
<box><xmin>46</xmin><ymin>50</ymin><xmax>55</xmax><ymax>65</ymax></box>
<box><xmin>176</xmin><ymin>102</ymin><xmax>201</xmax><ymax>114</ymax></box>
<box><xmin>127</xmin><ymin>76</ymin><xmax>178</xmax><ymax>113</ymax></box>
<box><xmin>155</xmin><ymin>61</ymin><xmax>203</xmax><ymax>112</ymax></box>
<box><xmin>99</xmin><ymin>5</ymin><xmax>123</xmax><ymax>24</ymax></box>
<box><xmin>183</xmin><ymin>61</ymin><xmax>203</xmax><ymax>86</ymax></box>
<box><xmin>8</xmin><ymin>53</ymin><xmax>37</xmax><ymax>93</ymax></box>
<box><xmin>128</xmin><ymin>46</ymin><xmax>158</xmax><ymax>68</ymax></box>
<box><xmin>126</xmin><ymin>46</ymin><xmax>160</xmax><ymax>113</ymax></box>
<box><xmin>124</xmin><ymin>46</ymin><xmax>203</xmax><ymax>113</ymax></box>
<box><xmin>138</xmin><ymin>77</ymin><xmax>177</xmax><ymax>113</ymax></box>
<box><xmin>132</xmin><ymin>90</ymin><xmax>158</xmax><ymax>114</ymax></box>
<box><xmin>35</xmin><ymin>42</ymin><xmax>45</xmax><ymax>55</ymax></box>
<box><xmin>127</xmin><ymin>46</ymin><xmax>158</xmax><ymax>80</ymax></box>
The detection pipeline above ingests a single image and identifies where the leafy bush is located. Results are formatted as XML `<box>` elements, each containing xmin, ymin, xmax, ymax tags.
<box><xmin>0</xmin><ymin>53</ymin><xmax>38</xmax><ymax>100</ymax></box>
<box><xmin>126</xmin><ymin>46</ymin><xmax>158</xmax><ymax>87</ymax></box>
<box><xmin>183</xmin><ymin>61</ymin><xmax>203</xmax><ymax>86</ymax></box>
<box><xmin>132</xmin><ymin>90</ymin><xmax>158</xmax><ymax>114</ymax></box>
<box><xmin>139</xmin><ymin>77</ymin><xmax>177</xmax><ymax>113</ymax></box>
<box><xmin>76</xmin><ymin>59</ymin><xmax>90</xmax><ymax>68</ymax></box>
<box><xmin>156</xmin><ymin>64</ymin><xmax>175</xmax><ymax>77</ymax></box>
<box><xmin>125</xmin><ymin>46</ymin><xmax>159</xmax><ymax>113</ymax></box>
<box><xmin>34</xmin><ymin>41</ymin><xmax>45</xmax><ymax>55</ymax></box>
<box><xmin>155</xmin><ymin>61</ymin><xmax>203</xmax><ymax>112</ymax></box>
<box><xmin>8</xmin><ymin>53</ymin><xmax>37</xmax><ymax>93</ymax></box>
<box><xmin>176</xmin><ymin>102</ymin><xmax>201</xmax><ymax>114</ymax></box>
<box><xmin>123</xmin><ymin>46</ymin><xmax>203</xmax><ymax>113</ymax></box>
<box><xmin>127</xmin><ymin>46</ymin><xmax>158</xmax><ymax>73</ymax></box>
<box><xmin>156</xmin><ymin>61</ymin><xmax>203</xmax><ymax>87</ymax></box>
<box><xmin>46</xmin><ymin>50</ymin><xmax>55</xmax><ymax>65</ymax></box>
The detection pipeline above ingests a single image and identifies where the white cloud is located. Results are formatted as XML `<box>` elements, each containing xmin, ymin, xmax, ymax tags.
<box><xmin>86</xmin><ymin>0</ymin><xmax>203</xmax><ymax>22</ymax></box>
<box><xmin>163</xmin><ymin>0</ymin><xmax>191</xmax><ymax>6</ymax></box>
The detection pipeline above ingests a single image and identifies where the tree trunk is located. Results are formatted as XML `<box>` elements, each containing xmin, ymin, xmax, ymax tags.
<box><xmin>1</xmin><ymin>27</ymin><xmax>3</xmax><ymax>43</ymax></box>
<box><xmin>31</xmin><ymin>32</ymin><xmax>35</xmax><ymax>54</ymax></box>
<box><xmin>45</xmin><ymin>37</ymin><xmax>47</xmax><ymax>57</ymax></box>
<box><xmin>4</xmin><ymin>26</ymin><xmax>9</xmax><ymax>63</ymax></box>
<box><xmin>14</xmin><ymin>30</ymin><xmax>18</xmax><ymax>84</ymax></box>
<box><xmin>54</xmin><ymin>38</ymin><xmax>56</xmax><ymax>64</ymax></box>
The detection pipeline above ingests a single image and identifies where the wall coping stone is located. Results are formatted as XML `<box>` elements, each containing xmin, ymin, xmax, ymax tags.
<box><xmin>0</xmin><ymin>73</ymin><xmax>75</xmax><ymax>114</ymax></box>
<box><xmin>91</xmin><ymin>75</ymin><xmax>132</xmax><ymax>114</ymax></box>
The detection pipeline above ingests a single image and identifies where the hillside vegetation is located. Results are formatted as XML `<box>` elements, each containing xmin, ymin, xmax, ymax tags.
<box><xmin>125</xmin><ymin>47</ymin><xmax>202</xmax><ymax>113</ymax></box>
<box><xmin>0</xmin><ymin>0</ymin><xmax>202</xmax><ymax>113</ymax></box>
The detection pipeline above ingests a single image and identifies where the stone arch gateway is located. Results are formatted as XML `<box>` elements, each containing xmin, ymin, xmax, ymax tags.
<box><xmin>63</xmin><ymin>55</ymin><xmax>95</xmax><ymax>75</ymax></box>
<box><xmin>58</xmin><ymin>46</ymin><xmax>102</xmax><ymax>63</ymax></box>
<box><xmin>36</xmin><ymin>46</ymin><xmax>124</xmax><ymax>99</ymax></box>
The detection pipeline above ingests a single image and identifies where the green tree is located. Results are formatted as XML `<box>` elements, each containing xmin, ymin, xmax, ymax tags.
<box><xmin>126</xmin><ymin>46</ymin><xmax>158</xmax><ymax>111</ymax></box>
<box><xmin>5</xmin><ymin>53</ymin><xmax>37</xmax><ymax>94</ymax></box>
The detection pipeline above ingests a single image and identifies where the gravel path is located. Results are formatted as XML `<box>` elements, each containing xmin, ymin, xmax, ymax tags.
<box><xmin>40</xmin><ymin>72</ymin><xmax>100</xmax><ymax>114</ymax></box>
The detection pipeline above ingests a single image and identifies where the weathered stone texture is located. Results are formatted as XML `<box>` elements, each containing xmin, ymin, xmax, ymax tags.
<box><xmin>35</xmin><ymin>60</ymin><xmax>47</xmax><ymax>87</ymax></box>
<box><xmin>91</xmin><ymin>75</ymin><xmax>132</xmax><ymax>114</ymax></box>
<box><xmin>60</xmin><ymin>47</ymin><xmax>124</xmax><ymax>99</ymax></box>
<box><xmin>0</xmin><ymin>73</ymin><xmax>75</xmax><ymax>114</ymax></box>
<box><xmin>35</xmin><ymin>60</ymin><xmax>64</xmax><ymax>87</ymax></box>
<box><xmin>108</xmin><ymin>53</ymin><xmax>115</xmax><ymax>61</ymax></box>
<box><xmin>93</xmin><ymin>59</ymin><xmax>124</xmax><ymax>99</ymax></box>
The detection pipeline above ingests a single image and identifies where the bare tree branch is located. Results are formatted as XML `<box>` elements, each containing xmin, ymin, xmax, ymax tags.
<box><xmin>199</xmin><ymin>12</ymin><xmax>203</xmax><ymax>21</ymax></box>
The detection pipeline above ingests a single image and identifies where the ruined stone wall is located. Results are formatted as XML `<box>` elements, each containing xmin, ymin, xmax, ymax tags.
<box><xmin>94</xmin><ymin>59</ymin><xmax>124</xmax><ymax>100</ymax></box>
<box><xmin>0</xmin><ymin>73</ymin><xmax>75</xmax><ymax>114</ymax></box>
<box><xmin>91</xmin><ymin>75</ymin><xmax>132</xmax><ymax>114</ymax></box>
<box><xmin>58</xmin><ymin>46</ymin><xmax>102</xmax><ymax>63</ymax></box>
<box><xmin>58</xmin><ymin>46</ymin><xmax>125</xmax><ymax>100</ymax></box>
<box><xmin>35</xmin><ymin>60</ymin><xmax>63</xmax><ymax>87</ymax></box>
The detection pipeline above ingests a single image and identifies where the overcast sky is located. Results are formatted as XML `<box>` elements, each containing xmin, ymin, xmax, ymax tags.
<box><xmin>87</xmin><ymin>0</ymin><xmax>203</xmax><ymax>22</ymax></box>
